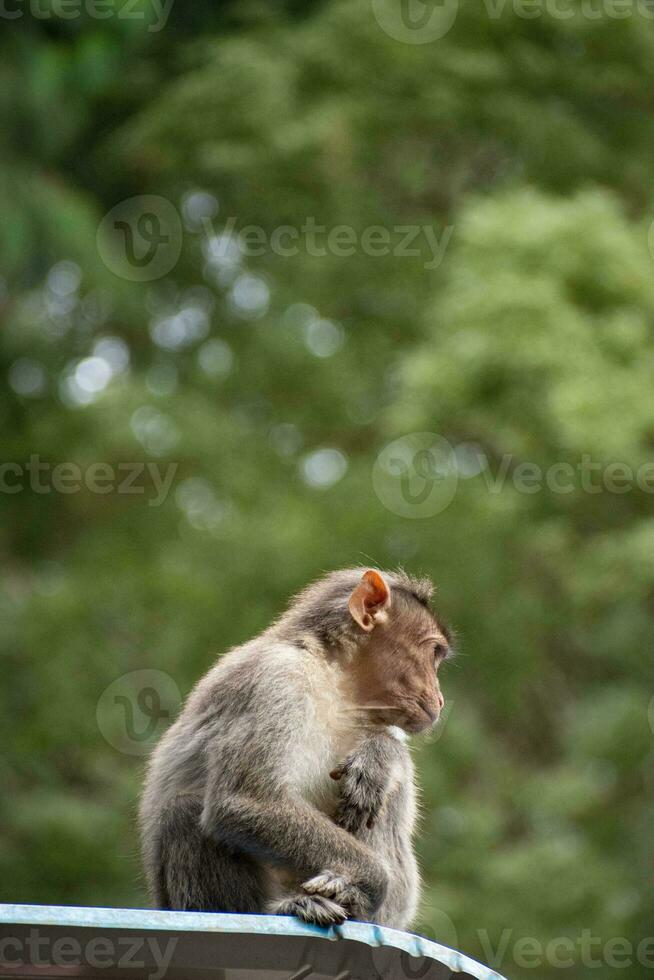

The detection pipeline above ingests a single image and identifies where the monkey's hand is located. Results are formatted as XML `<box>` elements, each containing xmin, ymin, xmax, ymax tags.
<box><xmin>331</xmin><ymin>732</ymin><xmax>403</xmax><ymax>835</ymax></box>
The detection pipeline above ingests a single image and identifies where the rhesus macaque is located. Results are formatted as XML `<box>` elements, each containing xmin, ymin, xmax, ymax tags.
<box><xmin>140</xmin><ymin>568</ymin><xmax>452</xmax><ymax>927</ymax></box>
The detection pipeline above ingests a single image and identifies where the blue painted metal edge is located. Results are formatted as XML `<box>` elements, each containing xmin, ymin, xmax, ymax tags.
<box><xmin>0</xmin><ymin>904</ymin><xmax>508</xmax><ymax>980</ymax></box>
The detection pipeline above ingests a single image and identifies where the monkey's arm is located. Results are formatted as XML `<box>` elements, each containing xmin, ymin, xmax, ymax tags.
<box><xmin>202</xmin><ymin>788</ymin><xmax>383</xmax><ymax>882</ymax></box>
<box><xmin>201</xmin><ymin>781</ymin><xmax>388</xmax><ymax>922</ymax></box>
<box><xmin>332</xmin><ymin>730</ymin><xmax>419</xmax><ymax>929</ymax></box>
<box><xmin>331</xmin><ymin>729</ymin><xmax>409</xmax><ymax>834</ymax></box>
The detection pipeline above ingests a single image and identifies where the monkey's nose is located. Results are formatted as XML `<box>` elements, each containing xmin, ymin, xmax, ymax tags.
<box><xmin>421</xmin><ymin>701</ymin><xmax>440</xmax><ymax>723</ymax></box>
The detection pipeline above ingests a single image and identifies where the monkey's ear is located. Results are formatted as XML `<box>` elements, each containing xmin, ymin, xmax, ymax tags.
<box><xmin>348</xmin><ymin>570</ymin><xmax>391</xmax><ymax>633</ymax></box>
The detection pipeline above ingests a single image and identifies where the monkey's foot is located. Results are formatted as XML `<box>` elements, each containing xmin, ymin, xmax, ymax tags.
<box><xmin>269</xmin><ymin>892</ymin><xmax>347</xmax><ymax>926</ymax></box>
<box><xmin>301</xmin><ymin>870</ymin><xmax>363</xmax><ymax>916</ymax></box>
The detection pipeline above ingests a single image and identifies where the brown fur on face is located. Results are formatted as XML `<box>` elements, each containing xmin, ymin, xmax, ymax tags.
<box><xmin>347</xmin><ymin>579</ymin><xmax>450</xmax><ymax>733</ymax></box>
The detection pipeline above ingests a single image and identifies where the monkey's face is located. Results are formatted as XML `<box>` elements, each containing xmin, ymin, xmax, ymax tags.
<box><xmin>353</xmin><ymin>609</ymin><xmax>449</xmax><ymax>733</ymax></box>
<box><xmin>347</xmin><ymin>570</ymin><xmax>451</xmax><ymax>734</ymax></box>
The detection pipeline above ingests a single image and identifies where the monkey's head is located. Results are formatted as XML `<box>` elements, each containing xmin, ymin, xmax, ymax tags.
<box><xmin>346</xmin><ymin>569</ymin><xmax>451</xmax><ymax>734</ymax></box>
<box><xmin>283</xmin><ymin>567</ymin><xmax>452</xmax><ymax>734</ymax></box>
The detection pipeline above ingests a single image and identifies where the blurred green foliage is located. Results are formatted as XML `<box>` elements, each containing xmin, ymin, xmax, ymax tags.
<box><xmin>1</xmin><ymin>2</ymin><xmax>654</xmax><ymax>977</ymax></box>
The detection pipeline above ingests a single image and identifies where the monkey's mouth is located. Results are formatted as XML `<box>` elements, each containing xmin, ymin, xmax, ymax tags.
<box><xmin>366</xmin><ymin>702</ymin><xmax>439</xmax><ymax>734</ymax></box>
<box><xmin>357</xmin><ymin>700</ymin><xmax>440</xmax><ymax>734</ymax></box>
<box><xmin>403</xmin><ymin>703</ymin><xmax>440</xmax><ymax>733</ymax></box>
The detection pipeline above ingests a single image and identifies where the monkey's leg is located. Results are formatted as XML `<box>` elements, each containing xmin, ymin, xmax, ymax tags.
<box><xmin>159</xmin><ymin>795</ymin><xmax>267</xmax><ymax>913</ymax></box>
<box><xmin>331</xmin><ymin>732</ymin><xmax>419</xmax><ymax>928</ymax></box>
<box><xmin>201</xmin><ymin>791</ymin><xmax>389</xmax><ymax>925</ymax></box>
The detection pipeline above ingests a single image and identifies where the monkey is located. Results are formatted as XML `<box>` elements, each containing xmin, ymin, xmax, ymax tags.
<box><xmin>139</xmin><ymin>567</ymin><xmax>452</xmax><ymax>928</ymax></box>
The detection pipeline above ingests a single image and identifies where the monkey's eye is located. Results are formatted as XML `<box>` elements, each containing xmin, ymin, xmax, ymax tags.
<box><xmin>434</xmin><ymin>642</ymin><xmax>448</xmax><ymax>662</ymax></box>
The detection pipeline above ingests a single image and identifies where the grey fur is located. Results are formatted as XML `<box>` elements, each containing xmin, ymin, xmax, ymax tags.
<box><xmin>139</xmin><ymin>568</ymin><xmax>428</xmax><ymax>928</ymax></box>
